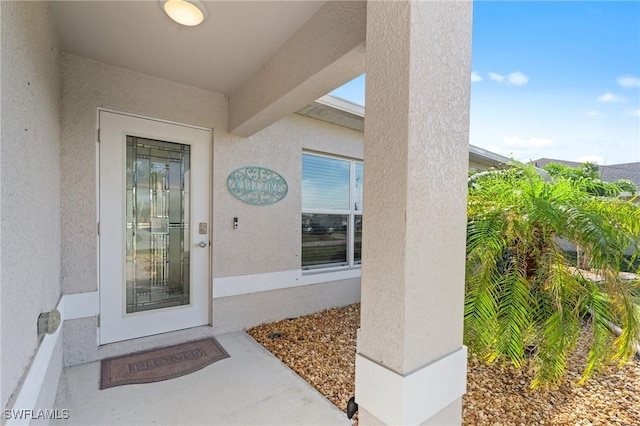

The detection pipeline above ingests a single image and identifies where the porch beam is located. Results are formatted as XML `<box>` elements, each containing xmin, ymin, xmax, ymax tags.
<box><xmin>357</xmin><ymin>1</ymin><xmax>473</xmax><ymax>424</ymax></box>
<box><xmin>227</xmin><ymin>1</ymin><xmax>365</xmax><ymax>137</ymax></box>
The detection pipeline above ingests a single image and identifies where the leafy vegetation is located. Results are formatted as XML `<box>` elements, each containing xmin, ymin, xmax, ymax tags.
<box><xmin>465</xmin><ymin>163</ymin><xmax>640</xmax><ymax>388</ymax></box>
<box><xmin>543</xmin><ymin>161</ymin><xmax>638</xmax><ymax>197</ymax></box>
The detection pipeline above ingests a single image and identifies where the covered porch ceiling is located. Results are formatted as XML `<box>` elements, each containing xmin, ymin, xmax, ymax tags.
<box><xmin>50</xmin><ymin>0</ymin><xmax>366</xmax><ymax>136</ymax></box>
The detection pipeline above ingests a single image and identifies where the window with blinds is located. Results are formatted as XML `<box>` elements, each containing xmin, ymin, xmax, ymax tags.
<box><xmin>301</xmin><ymin>152</ymin><xmax>363</xmax><ymax>270</ymax></box>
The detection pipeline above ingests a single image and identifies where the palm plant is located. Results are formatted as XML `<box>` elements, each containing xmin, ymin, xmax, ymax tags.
<box><xmin>465</xmin><ymin>164</ymin><xmax>640</xmax><ymax>387</ymax></box>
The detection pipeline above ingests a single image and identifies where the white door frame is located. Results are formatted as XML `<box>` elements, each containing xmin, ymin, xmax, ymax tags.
<box><xmin>97</xmin><ymin>108</ymin><xmax>212</xmax><ymax>345</ymax></box>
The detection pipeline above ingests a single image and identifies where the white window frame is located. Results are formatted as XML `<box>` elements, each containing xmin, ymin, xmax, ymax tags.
<box><xmin>301</xmin><ymin>151</ymin><xmax>362</xmax><ymax>272</ymax></box>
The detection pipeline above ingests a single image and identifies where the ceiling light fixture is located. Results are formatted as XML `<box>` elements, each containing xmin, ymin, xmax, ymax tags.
<box><xmin>160</xmin><ymin>0</ymin><xmax>208</xmax><ymax>27</ymax></box>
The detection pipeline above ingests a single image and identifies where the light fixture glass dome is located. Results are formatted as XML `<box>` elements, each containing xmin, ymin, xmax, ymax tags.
<box><xmin>161</xmin><ymin>0</ymin><xmax>208</xmax><ymax>27</ymax></box>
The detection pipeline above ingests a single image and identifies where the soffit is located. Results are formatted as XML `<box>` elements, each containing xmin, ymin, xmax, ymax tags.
<box><xmin>50</xmin><ymin>1</ymin><xmax>326</xmax><ymax>95</ymax></box>
<box><xmin>297</xmin><ymin>95</ymin><xmax>364</xmax><ymax>132</ymax></box>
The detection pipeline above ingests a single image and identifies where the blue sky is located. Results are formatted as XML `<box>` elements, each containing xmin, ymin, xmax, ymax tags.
<box><xmin>330</xmin><ymin>1</ymin><xmax>640</xmax><ymax>166</ymax></box>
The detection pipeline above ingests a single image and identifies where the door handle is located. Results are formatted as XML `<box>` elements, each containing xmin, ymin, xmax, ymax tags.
<box><xmin>198</xmin><ymin>241</ymin><xmax>208</xmax><ymax>248</ymax></box>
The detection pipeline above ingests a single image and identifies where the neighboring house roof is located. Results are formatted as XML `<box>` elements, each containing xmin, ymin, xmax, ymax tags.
<box><xmin>297</xmin><ymin>95</ymin><xmax>511</xmax><ymax>167</ymax></box>
<box><xmin>533</xmin><ymin>158</ymin><xmax>640</xmax><ymax>189</ymax></box>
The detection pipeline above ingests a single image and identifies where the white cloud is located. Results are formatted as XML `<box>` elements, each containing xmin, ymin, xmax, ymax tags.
<box><xmin>504</xmin><ymin>136</ymin><xmax>554</xmax><ymax>148</ymax></box>
<box><xmin>507</xmin><ymin>71</ymin><xmax>529</xmax><ymax>86</ymax></box>
<box><xmin>488</xmin><ymin>72</ymin><xmax>505</xmax><ymax>82</ymax></box>
<box><xmin>597</xmin><ymin>92</ymin><xmax>627</xmax><ymax>103</ymax></box>
<box><xmin>617</xmin><ymin>75</ymin><xmax>640</xmax><ymax>89</ymax></box>
<box><xmin>484</xmin><ymin>145</ymin><xmax>508</xmax><ymax>156</ymax></box>
<box><xmin>575</xmin><ymin>155</ymin><xmax>604</xmax><ymax>164</ymax></box>
<box><xmin>487</xmin><ymin>71</ymin><xmax>529</xmax><ymax>85</ymax></box>
<box><xmin>471</xmin><ymin>71</ymin><xmax>483</xmax><ymax>83</ymax></box>
<box><xmin>585</xmin><ymin>110</ymin><xmax>601</xmax><ymax>117</ymax></box>
<box><xmin>628</xmin><ymin>109</ymin><xmax>640</xmax><ymax>117</ymax></box>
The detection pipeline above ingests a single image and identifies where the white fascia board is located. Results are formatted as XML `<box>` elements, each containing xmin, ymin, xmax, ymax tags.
<box><xmin>469</xmin><ymin>144</ymin><xmax>511</xmax><ymax>166</ymax></box>
<box><xmin>315</xmin><ymin>95</ymin><xmax>365</xmax><ymax>117</ymax></box>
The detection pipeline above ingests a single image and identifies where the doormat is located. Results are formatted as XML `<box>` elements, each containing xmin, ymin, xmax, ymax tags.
<box><xmin>100</xmin><ymin>338</ymin><xmax>229</xmax><ymax>389</ymax></box>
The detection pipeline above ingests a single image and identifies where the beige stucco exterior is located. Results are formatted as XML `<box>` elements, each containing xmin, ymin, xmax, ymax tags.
<box><xmin>60</xmin><ymin>54</ymin><xmax>227</xmax><ymax>295</ymax></box>
<box><xmin>357</xmin><ymin>1</ymin><xmax>472</xmax><ymax>423</ymax></box>
<box><xmin>228</xmin><ymin>1</ymin><xmax>365</xmax><ymax>136</ymax></box>
<box><xmin>57</xmin><ymin>53</ymin><xmax>364</xmax><ymax>364</ymax></box>
<box><xmin>2</xmin><ymin>1</ymin><xmax>475</xmax><ymax>424</ymax></box>
<box><xmin>1</xmin><ymin>18</ymin><xmax>366</xmax><ymax>408</ymax></box>
<box><xmin>61</xmin><ymin>52</ymin><xmax>363</xmax><ymax>285</ymax></box>
<box><xmin>214</xmin><ymin>114</ymin><xmax>363</xmax><ymax>277</ymax></box>
<box><xmin>1</xmin><ymin>1</ymin><xmax>62</xmax><ymax>409</ymax></box>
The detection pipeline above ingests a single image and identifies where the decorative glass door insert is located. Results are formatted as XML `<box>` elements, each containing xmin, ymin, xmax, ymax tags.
<box><xmin>99</xmin><ymin>110</ymin><xmax>210</xmax><ymax>344</ymax></box>
<box><xmin>126</xmin><ymin>136</ymin><xmax>191</xmax><ymax>313</ymax></box>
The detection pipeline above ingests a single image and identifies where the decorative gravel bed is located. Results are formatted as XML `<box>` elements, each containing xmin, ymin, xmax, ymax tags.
<box><xmin>248</xmin><ymin>304</ymin><xmax>359</xmax><ymax>415</ymax></box>
<box><xmin>248</xmin><ymin>303</ymin><xmax>640</xmax><ymax>425</ymax></box>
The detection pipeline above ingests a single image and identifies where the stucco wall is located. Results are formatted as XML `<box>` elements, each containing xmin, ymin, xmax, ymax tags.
<box><xmin>62</xmin><ymin>53</ymin><xmax>362</xmax><ymax>288</ymax></box>
<box><xmin>356</xmin><ymin>2</ymin><xmax>472</xmax><ymax>423</ymax></box>
<box><xmin>214</xmin><ymin>113</ymin><xmax>363</xmax><ymax>278</ymax></box>
<box><xmin>214</xmin><ymin>278</ymin><xmax>361</xmax><ymax>334</ymax></box>
<box><xmin>0</xmin><ymin>1</ymin><xmax>61</xmax><ymax>409</ymax></box>
<box><xmin>61</xmin><ymin>55</ymin><xmax>363</xmax><ymax>364</ymax></box>
<box><xmin>0</xmin><ymin>0</ymin><xmax>3</xmax><ymax>405</ymax></box>
<box><xmin>60</xmin><ymin>54</ymin><xmax>228</xmax><ymax>295</ymax></box>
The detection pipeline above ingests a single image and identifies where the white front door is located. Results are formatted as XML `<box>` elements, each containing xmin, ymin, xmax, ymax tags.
<box><xmin>99</xmin><ymin>110</ymin><xmax>211</xmax><ymax>344</ymax></box>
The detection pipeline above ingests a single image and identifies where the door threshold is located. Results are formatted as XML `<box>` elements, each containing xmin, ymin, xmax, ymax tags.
<box><xmin>97</xmin><ymin>325</ymin><xmax>214</xmax><ymax>361</ymax></box>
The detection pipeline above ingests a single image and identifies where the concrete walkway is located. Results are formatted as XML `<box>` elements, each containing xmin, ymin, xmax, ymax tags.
<box><xmin>52</xmin><ymin>332</ymin><xmax>350</xmax><ymax>425</ymax></box>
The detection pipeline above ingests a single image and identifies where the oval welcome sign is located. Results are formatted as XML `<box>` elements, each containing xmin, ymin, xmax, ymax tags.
<box><xmin>227</xmin><ymin>166</ymin><xmax>288</xmax><ymax>206</ymax></box>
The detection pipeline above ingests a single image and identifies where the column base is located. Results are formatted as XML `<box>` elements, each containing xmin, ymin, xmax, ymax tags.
<box><xmin>355</xmin><ymin>346</ymin><xmax>467</xmax><ymax>425</ymax></box>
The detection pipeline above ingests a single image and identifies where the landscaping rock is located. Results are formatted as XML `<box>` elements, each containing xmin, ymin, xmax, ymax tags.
<box><xmin>248</xmin><ymin>303</ymin><xmax>640</xmax><ymax>425</ymax></box>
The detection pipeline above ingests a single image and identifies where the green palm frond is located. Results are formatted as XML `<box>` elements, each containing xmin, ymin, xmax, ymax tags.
<box><xmin>465</xmin><ymin>163</ymin><xmax>640</xmax><ymax>387</ymax></box>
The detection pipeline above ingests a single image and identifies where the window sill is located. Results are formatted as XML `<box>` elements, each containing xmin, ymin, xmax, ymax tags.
<box><xmin>300</xmin><ymin>267</ymin><xmax>361</xmax><ymax>286</ymax></box>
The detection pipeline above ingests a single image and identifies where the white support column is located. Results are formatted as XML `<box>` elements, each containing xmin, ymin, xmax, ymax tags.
<box><xmin>357</xmin><ymin>1</ymin><xmax>473</xmax><ymax>425</ymax></box>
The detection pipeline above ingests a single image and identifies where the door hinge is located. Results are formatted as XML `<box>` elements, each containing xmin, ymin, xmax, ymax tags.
<box><xmin>97</xmin><ymin>128</ymin><xmax>101</xmax><ymax>143</ymax></box>
<box><xmin>97</xmin><ymin>314</ymin><xmax>100</xmax><ymax>327</ymax></box>
<box><xmin>97</xmin><ymin>222</ymin><xmax>100</xmax><ymax>235</ymax></box>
